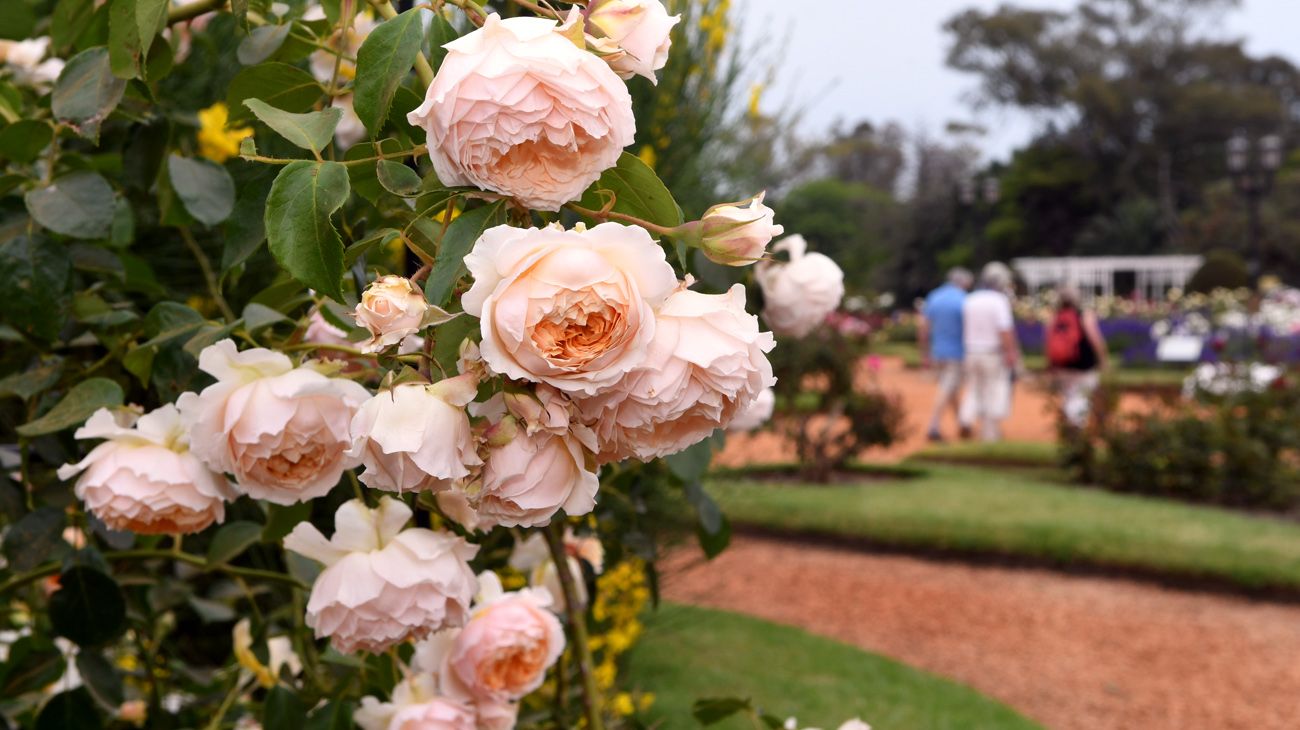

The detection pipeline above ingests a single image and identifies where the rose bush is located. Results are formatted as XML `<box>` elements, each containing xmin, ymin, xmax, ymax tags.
<box><xmin>0</xmin><ymin>0</ymin><xmax>838</xmax><ymax>728</ymax></box>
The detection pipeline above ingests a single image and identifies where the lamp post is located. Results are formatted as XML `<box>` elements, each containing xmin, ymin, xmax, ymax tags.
<box><xmin>959</xmin><ymin>175</ymin><xmax>1001</xmax><ymax>265</ymax></box>
<box><xmin>1226</xmin><ymin>132</ymin><xmax>1283</xmax><ymax>282</ymax></box>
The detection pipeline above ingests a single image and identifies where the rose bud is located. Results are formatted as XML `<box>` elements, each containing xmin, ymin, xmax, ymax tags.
<box><xmin>284</xmin><ymin>497</ymin><xmax>478</xmax><ymax>655</ymax></box>
<box><xmin>354</xmin><ymin>275</ymin><xmax>430</xmax><ymax>353</ymax></box>
<box><xmin>58</xmin><ymin>405</ymin><xmax>235</xmax><ymax>535</ymax></box>
<box><xmin>693</xmin><ymin>192</ymin><xmax>783</xmax><ymax>266</ymax></box>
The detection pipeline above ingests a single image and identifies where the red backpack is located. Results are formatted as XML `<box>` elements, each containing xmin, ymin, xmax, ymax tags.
<box><xmin>1046</xmin><ymin>308</ymin><xmax>1083</xmax><ymax>368</ymax></box>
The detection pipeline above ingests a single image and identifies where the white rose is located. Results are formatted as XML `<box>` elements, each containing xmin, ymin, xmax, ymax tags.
<box><xmin>284</xmin><ymin>497</ymin><xmax>479</xmax><ymax>655</ymax></box>
<box><xmin>575</xmin><ymin>284</ymin><xmax>776</xmax><ymax>462</ymax></box>
<box><xmin>348</xmin><ymin>375</ymin><xmax>482</xmax><ymax>494</ymax></box>
<box><xmin>178</xmin><ymin>339</ymin><xmax>370</xmax><ymax>505</ymax></box>
<box><xmin>583</xmin><ymin>0</ymin><xmax>681</xmax><ymax>83</ymax></box>
<box><xmin>58</xmin><ymin>405</ymin><xmax>235</xmax><ymax>535</ymax></box>
<box><xmin>727</xmin><ymin>385</ymin><xmax>775</xmax><ymax>432</ymax></box>
<box><xmin>756</xmin><ymin>234</ymin><xmax>845</xmax><ymax>337</ymax></box>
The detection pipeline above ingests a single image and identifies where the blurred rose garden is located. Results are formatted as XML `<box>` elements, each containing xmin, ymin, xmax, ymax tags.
<box><xmin>8</xmin><ymin>0</ymin><xmax>1300</xmax><ymax>728</ymax></box>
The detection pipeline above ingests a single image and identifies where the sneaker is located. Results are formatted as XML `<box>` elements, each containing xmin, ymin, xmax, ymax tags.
<box><xmin>927</xmin><ymin>430</ymin><xmax>944</xmax><ymax>443</ymax></box>
<box><xmin>958</xmin><ymin>424</ymin><xmax>973</xmax><ymax>440</ymax></box>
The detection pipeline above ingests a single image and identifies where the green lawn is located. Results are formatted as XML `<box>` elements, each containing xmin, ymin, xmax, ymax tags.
<box><xmin>908</xmin><ymin>440</ymin><xmax>1059</xmax><ymax>467</ymax></box>
<box><xmin>706</xmin><ymin>464</ymin><xmax>1300</xmax><ymax>590</ymax></box>
<box><xmin>626</xmin><ymin>603</ymin><xmax>1041</xmax><ymax>730</ymax></box>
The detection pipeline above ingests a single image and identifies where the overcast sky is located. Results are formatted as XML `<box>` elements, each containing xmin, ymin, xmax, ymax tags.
<box><xmin>737</xmin><ymin>0</ymin><xmax>1300</xmax><ymax>162</ymax></box>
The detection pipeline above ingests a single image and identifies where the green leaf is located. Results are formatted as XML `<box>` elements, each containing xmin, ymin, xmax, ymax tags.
<box><xmin>353</xmin><ymin>8</ymin><xmax>425</xmax><ymax>137</ymax></box>
<box><xmin>0</xmin><ymin>120</ymin><xmax>53</xmax><ymax>163</ymax></box>
<box><xmin>52</xmin><ymin>0</ymin><xmax>99</xmax><ymax>50</ymax></box>
<box><xmin>265</xmin><ymin>161</ymin><xmax>350</xmax><ymax>301</ymax></box>
<box><xmin>426</xmin><ymin>14</ymin><xmax>459</xmax><ymax>72</ymax></box>
<box><xmin>692</xmin><ymin>697</ymin><xmax>753</xmax><ymax>725</ymax></box>
<box><xmin>75</xmin><ymin>652</ymin><xmax>124</xmax><ymax>707</ymax></box>
<box><xmin>0</xmin><ymin>637</ymin><xmax>65</xmax><ymax>698</ymax></box>
<box><xmin>425</xmin><ymin>202</ymin><xmax>507</xmax><ymax>306</ymax></box>
<box><xmin>243</xmin><ymin>302</ymin><xmax>289</xmax><ymax>332</ymax></box>
<box><xmin>222</xmin><ymin>165</ymin><xmax>274</xmax><ymax>274</ymax></box>
<box><xmin>2</xmin><ymin>507</ymin><xmax>65</xmax><ymax>571</ymax></box>
<box><xmin>36</xmin><ymin>688</ymin><xmax>103</xmax><ymax>730</ymax></box>
<box><xmin>0</xmin><ymin>0</ymin><xmax>38</xmax><ymax>40</ymax></box>
<box><xmin>0</xmin><ymin>235</ymin><xmax>71</xmax><ymax>341</ymax></box>
<box><xmin>684</xmin><ymin>482</ymin><xmax>730</xmax><ymax>558</ymax></box>
<box><xmin>264</xmin><ymin>686</ymin><xmax>309</xmax><ymax>730</ymax></box>
<box><xmin>244</xmin><ymin>98</ymin><xmax>342</xmax><ymax>157</ymax></box>
<box><xmin>0</xmin><ymin>360</ymin><xmax>63</xmax><ymax>401</ymax></box>
<box><xmin>53</xmin><ymin>47</ymin><xmax>126</xmax><ymax>141</ymax></box>
<box><xmin>237</xmin><ymin>24</ymin><xmax>292</xmax><ymax>66</ymax></box>
<box><xmin>344</xmin><ymin>138</ymin><xmax>403</xmax><ymax>205</ymax></box>
<box><xmin>577</xmin><ymin>151</ymin><xmax>685</xmax><ymax>230</ymax></box>
<box><xmin>25</xmin><ymin>171</ymin><xmax>116</xmax><ymax>240</ymax></box>
<box><xmin>16</xmin><ymin>378</ymin><xmax>125</xmax><ymax>437</ymax></box>
<box><xmin>306</xmin><ymin>701</ymin><xmax>354</xmax><ymax>730</ymax></box>
<box><xmin>167</xmin><ymin>154</ymin><xmax>236</xmax><ymax>226</ymax></box>
<box><xmin>226</xmin><ymin>63</ymin><xmax>322</xmax><ymax>123</ymax></box>
<box><xmin>376</xmin><ymin>159</ymin><xmax>420</xmax><ymax>197</ymax></box>
<box><xmin>49</xmin><ymin>567</ymin><xmax>127</xmax><ymax>647</ymax></box>
<box><xmin>207</xmin><ymin>521</ymin><xmax>263</xmax><ymax>566</ymax></box>
<box><xmin>665</xmin><ymin>438</ymin><xmax>715</xmax><ymax>483</ymax></box>
<box><xmin>262</xmin><ymin>502</ymin><xmax>312</xmax><ymax>543</ymax></box>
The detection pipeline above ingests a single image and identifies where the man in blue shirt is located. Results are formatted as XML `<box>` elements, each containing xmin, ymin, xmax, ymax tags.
<box><xmin>918</xmin><ymin>268</ymin><xmax>973</xmax><ymax>441</ymax></box>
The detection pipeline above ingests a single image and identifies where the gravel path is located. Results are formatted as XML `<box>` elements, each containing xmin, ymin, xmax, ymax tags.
<box><xmin>661</xmin><ymin>536</ymin><xmax>1300</xmax><ymax>730</ymax></box>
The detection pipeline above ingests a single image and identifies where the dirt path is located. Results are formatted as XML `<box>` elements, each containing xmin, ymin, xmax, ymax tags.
<box><xmin>662</xmin><ymin>536</ymin><xmax>1300</xmax><ymax>730</ymax></box>
<box><xmin>716</xmin><ymin>356</ymin><xmax>1158</xmax><ymax>466</ymax></box>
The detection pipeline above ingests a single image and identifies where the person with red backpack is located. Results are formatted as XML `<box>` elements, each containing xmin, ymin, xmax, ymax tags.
<box><xmin>1046</xmin><ymin>285</ymin><xmax>1109</xmax><ymax>428</ymax></box>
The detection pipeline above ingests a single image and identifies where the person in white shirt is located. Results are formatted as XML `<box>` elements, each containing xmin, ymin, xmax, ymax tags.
<box><xmin>961</xmin><ymin>262</ymin><xmax>1021</xmax><ymax>442</ymax></box>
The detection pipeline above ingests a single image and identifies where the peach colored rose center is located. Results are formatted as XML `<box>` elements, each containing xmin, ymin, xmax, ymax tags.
<box><xmin>489</xmin><ymin>131</ymin><xmax>595</xmax><ymax>189</ymax></box>
<box><xmin>479</xmin><ymin>642</ymin><xmax>547</xmax><ymax>691</ymax></box>
<box><xmin>531</xmin><ymin>302</ymin><xmax>623</xmax><ymax>367</ymax></box>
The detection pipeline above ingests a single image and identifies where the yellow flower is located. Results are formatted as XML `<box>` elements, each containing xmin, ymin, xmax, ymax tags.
<box><xmin>197</xmin><ymin>103</ymin><xmax>253</xmax><ymax>164</ymax></box>
<box><xmin>638</xmin><ymin>145</ymin><xmax>657</xmax><ymax>170</ymax></box>
<box><xmin>611</xmin><ymin>692</ymin><xmax>635</xmax><ymax>716</ymax></box>
<box><xmin>232</xmin><ymin>619</ymin><xmax>276</xmax><ymax>689</ymax></box>
<box><xmin>748</xmin><ymin>83</ymin><xmax>764</xmax><ymax>119</ymax></box>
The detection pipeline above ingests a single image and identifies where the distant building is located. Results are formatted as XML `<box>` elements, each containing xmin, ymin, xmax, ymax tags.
<box><xmin>1011</xmin><ymin>255</ymin><xmax>1204</xmax><ymax>300</ymax></box>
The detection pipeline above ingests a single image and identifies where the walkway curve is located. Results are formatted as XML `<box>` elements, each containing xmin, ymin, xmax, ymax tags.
<box><xmin>661</xmin><ymin>535</ymin><xmax>1300</xmax><ymax>730</ymax></box>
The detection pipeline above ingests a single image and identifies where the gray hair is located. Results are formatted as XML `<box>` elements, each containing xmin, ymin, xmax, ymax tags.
<box><xmin>980</xmin><ymin>262</ymin><xmax>1013</xmax><ymax>291</ymax></box>
<box><xmin>947</xmin><ymin>267</ymin><xmax>974</xmax><ymax>289</ymax></box>
<box><xmin>1057</xmin><ymin>284</ymin><xmax>1082</xmax><ymax>307</ymax></box>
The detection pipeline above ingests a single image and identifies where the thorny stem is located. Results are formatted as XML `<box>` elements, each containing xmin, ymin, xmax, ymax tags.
<box><xmin>0</xmin><ymin>549</ymin><xmax>308</xmax><ymax>596</ymax></box>
<box><xmin>179</xmin><ymin>227</ymin><xmax>237</xmax><ymax>321</ymax></box>
<box><xmin>167</xmin><ymin>0</ymin><xmax>227</xmax><ymax>24</ymax></box>
<box><xmin>545</xmin><ymin>522</ymin><xmax>605</xmax><ymax>730</ymax></box>
<box><xmin>281</xmin><ymin>341</ymin><xmax>367</xmax><ymax>357</ymax></box>
<box><xmin>565</xmin><ymin>202</ymin><xmax>680</xmax><ymax>237</ymax></box>
<box><xmin>241</xmin><ymin>144</ymin><xmax>426</xmax><ymax>166</ymax></box>
<box><xmin>509</xmin><ymin>0</ymin><xmax>563</xmax><ymax>19</ymax></box>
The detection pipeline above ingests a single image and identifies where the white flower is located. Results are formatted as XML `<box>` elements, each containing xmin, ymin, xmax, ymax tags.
<box><xmin>348</xmin><ymin>375</ymin><xmax>482</xmax><ymax>494</ymax></box>
<box><xmin>696</xmin><ymin>192</ymin><xmax>783</xmax><ymax>266</ymax></box>
<box><xmin>58</xmin><ymin>405</ymin><xmax>234</xmax><ymax>535</ymax></box>
<box><xmin>756</xmin><ymin>234</ymin><xmax>845</xmax><ymax>337</ymax></box>
<box><xmin>727</xmin><ymin>386</ymin><xmax>775</xmax><ymax>432</ymax></box>
<box><xmin>284</xmin><ymin>497</ymin><xmax>479</xmax><ymax>654</ymax></box>
<box><xmin>354</xmin><ymin>276</ymin><xmax>430</xmax><ymax>353</ymax></box>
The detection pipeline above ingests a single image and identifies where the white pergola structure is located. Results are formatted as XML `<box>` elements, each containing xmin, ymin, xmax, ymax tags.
<box><xmin>1011</xmin><ymin>255</ymin><xmax>1204</xmax><ymax>300</ymax></box>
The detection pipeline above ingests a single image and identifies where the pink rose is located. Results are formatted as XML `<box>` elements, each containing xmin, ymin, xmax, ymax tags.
<box><xmin>696</xmin><ymin>192</ymin><xmax>783</xmax><ymax>266</ymax></box>
<box><xmin>462</xmin><ymin>223</ymin><xmax>677</xmax><ymax>395</ymax></box>
<box><xmin>304</xmin><ymin>308</ymin><xmax>353</xmax><ymax>349</ymax></box>
<box><xmin>576</xmin><ymin>284</ymin><xmax>776</xmax><ymax>462</ymax></box>
<box><xmin>756</xmin><ymin>234</ymin><xmax>845</xmax><ymax>338</ymax></box>
<box><xmin>178</xmin><ymin>339</ymin><xmax>370</xmax><ymax>505</ymax></box>
<box><xmin>58</xmin><ymin>405</ymin><xmax>234</xmax><ymax>535</ymax></box>
<box><xmin>445</xmin><ymin>573</ymin><xmax>565</xmax><ymax>702</ymax></box>
<box><xmin>406</xmin><ymin>14</ymin><xmax>636</xmax><ymax>211</ymax></box>
<box><xmin>472</xmin><ymin>394</ymin><xmax>599</xmax><ymax>528</ymax></box>
<box><xmin>348</xmin><ymin>375</ymin><xmax>482</xmax><ymax>493</ymax></box>
<box><xmin>353</xmin><ymin>275</ymin><xmax>430</xmax><ymax>353</ymax></box>
<box><xmin>283</xmin><ymin>498</ymin><xmax>478</xmax><ymax>655</ymax></box>
<box><xmin>584</xmin><ymin>0</ymin><xmax>681</xmax><ymax>83</ymax></box>
<box><xmin>355</xmin><ymin>675</ymin><xmax>477</xmax><ymax>730</ymax></box>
